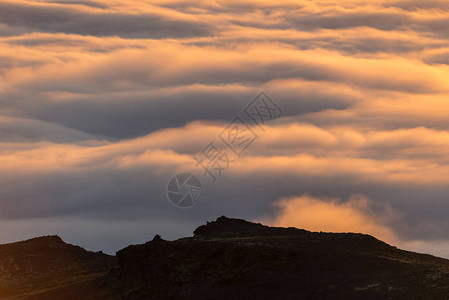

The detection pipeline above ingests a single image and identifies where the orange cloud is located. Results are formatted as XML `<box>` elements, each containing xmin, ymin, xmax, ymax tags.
<box><xmin>260</xmin><ymin>194</ymin><xmax>449</xmax><ymax>258</ymax></box>
<box><xmin>261</xmin><ymin>194</ymin><xmax>398</xmax><ymax>243</ymax></box>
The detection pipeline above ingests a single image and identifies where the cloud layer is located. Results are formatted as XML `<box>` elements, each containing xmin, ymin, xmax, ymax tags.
<box><xmin>1</xmin><ymin>0</ymin><xmax>449</xmax><ymax>256</ymax></box>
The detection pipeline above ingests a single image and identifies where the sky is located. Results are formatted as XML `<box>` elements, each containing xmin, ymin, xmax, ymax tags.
<box><xmin>2</xmin><ymin>0</ymin><xmax>449</xmax><ymax>257</ymax></box>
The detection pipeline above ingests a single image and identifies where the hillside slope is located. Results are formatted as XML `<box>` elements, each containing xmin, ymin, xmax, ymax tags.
<box><xmin>0</xmin><ymin>235</ymin><xmax>117</xmax><ymax>299</ymax></box>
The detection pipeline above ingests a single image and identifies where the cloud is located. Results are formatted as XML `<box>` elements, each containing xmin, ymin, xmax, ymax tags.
<box><xmin>2</xmin><ymin>0</ymin><xmax>449</xmax><ymax>257</ymax></box>
<box><xmin>0</xmin><ymin>1</ymin><xmax>214</xmax><ymax>38</ymax></box>
<box><xmin>0</xmin><ymin>115</ymin><xmax>100</xmax><ymax>142</ymax></box>
<box><xmin>387</xmin><ymin>0</ymin><xmax>449</xmax><ymax>12</ymax></box>
<box><xmin>262</xmin><ymin>194</ymin><xmax>398</xmax><ymax>243</ymax></box>
<box><xmin>262</xmin><ymin>194</ymin><xmax>449</xmax><ymax>258</ymax></box>
<box><xmin>285</xmin><ymin>11</ymin><xmax>411</xmax><ymax>31</ymax></box>
<box><xmin>1</xmin><ymin>119</ymin><xmax>449</xmax><ymax>242</ymax></box>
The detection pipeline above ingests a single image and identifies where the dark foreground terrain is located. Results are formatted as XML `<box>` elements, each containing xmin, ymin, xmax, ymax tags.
<box><xmin>1</xmin><ymin>216</ymin><xmax>449</xmax><ymax>299</ymax></box>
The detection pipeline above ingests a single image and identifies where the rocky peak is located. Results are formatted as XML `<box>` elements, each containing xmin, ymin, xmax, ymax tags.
<box><xmin>193</xmin><ymin>216</ymin><xmax>308</xmax><ymax>238</ymax></box>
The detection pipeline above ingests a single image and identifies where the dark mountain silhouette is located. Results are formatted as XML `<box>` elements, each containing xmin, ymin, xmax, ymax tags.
<box><xmin>2</xmin><ymin>217</ymin><xmax>449</xmax><ymax>299</ymax></box>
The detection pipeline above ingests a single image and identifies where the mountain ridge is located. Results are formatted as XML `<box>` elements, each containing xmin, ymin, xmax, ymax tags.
<box><xmin>2</xmin><ymin>216</ymin><xmax>449</xmax><ymax>299</ymax></box>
